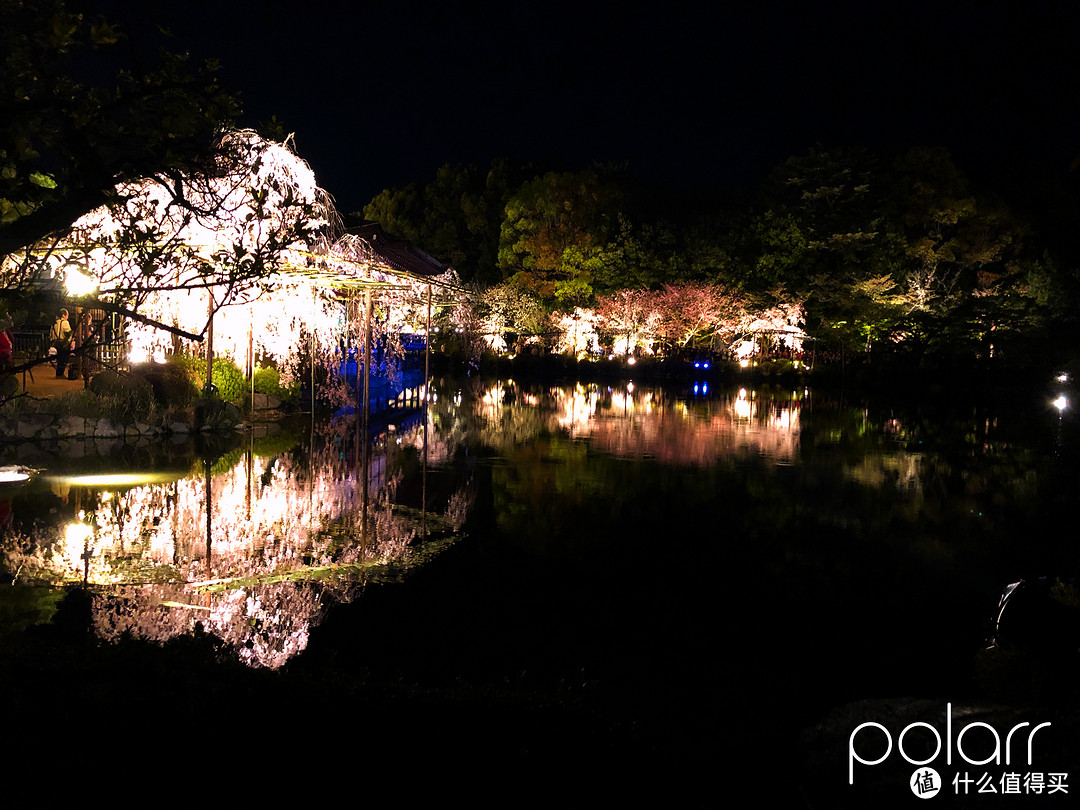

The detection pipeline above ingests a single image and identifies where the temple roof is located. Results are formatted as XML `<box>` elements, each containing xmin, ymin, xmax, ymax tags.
<box><xmin>340</xmin><ymin>223</ymin><xmax>450</xmax><ymax>279</ymax></box>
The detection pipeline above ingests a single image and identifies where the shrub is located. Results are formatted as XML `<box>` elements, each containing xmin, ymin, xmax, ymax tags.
<box><xmin>88</xmin><ymin>369</ymin><xmax>153</xmax><ymax>399</ymax></box>
<box><xmin>61</xmin><ymin>386</ymin><xmax>155</xmax><ymax>425</ymax></box>
<box><xmin>171</xmin><ymin>355</ymin><xmax>246</xmax><ymax>404</ymax></box>
<box><xmin>253</xmin><ymin>364</ymin><xmax>300</xmax><ymax>405</ymax></box>
<box><xmin>86</xmin><ymin>371</ymin><xmax>155</xmax><ymax>422</ymax></box>
<box><xmin>58</xmin><ymin>389</ymin><xmax>107</xmax><ymax>419</ymax></box>
<box><xmin>132</xmin><ymin>361</ymin><xmax>199</xmax><ymax>407</ymax></box>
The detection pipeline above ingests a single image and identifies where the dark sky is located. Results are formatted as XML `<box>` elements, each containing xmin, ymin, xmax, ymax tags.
<box><xmin>116</xmin><ymin>0</ymin><xmax>1080</xmax><ymax>212</ymax></box>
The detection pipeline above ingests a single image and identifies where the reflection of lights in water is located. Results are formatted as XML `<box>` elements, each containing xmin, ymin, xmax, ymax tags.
<box><xmin>50</xmin><ymin>472</ymin><xmax>183</xmax><ymax>487</ymax></box>
<box><xmin>63</xmin><ymin>521</ymin><xmax>93</xmax><ymax>546</ymax></box>
<box><xmin>734</xmin><ymin>388</ymin><xmax>754</xmax><ymax>420</ymax></box>
<box><xmin>2</xmin><ymin>427</ymin><xmax>470</xmax><ymax>668</ymax></box>
<box><xmin>1053</xmin><ymin>395</ymin><xmax>1068</xmax><ymax>412</ymax></box>
<box><xmin>771</xmin><ymin>408</ymin><xmax>792</xmax><ymax>430</ymax></box>
<box><xmin>63</xmin><ymin>521</ymin><xmax>95</xmax><ymax>571</ymax></box>
<box><xmin>487</xmin><ymin>383</ymin><xmax>798</xmax><ymax>465</ymax></box>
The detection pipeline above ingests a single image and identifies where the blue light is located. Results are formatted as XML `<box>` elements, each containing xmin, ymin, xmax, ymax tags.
<box><xmin>703</xmin><ymin>362</ymin><xmax>710</xmax><ymax>369</ymax></box>
<box><xmin>694</xmin><ymin>362</ymin><xmax>701</xmax><ymax>368</ymax></box>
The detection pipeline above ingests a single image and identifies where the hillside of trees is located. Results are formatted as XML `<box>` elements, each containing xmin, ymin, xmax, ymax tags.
<box><xmin>360</xmin><ymin>147</ymin><xmax>1080</xmax><ymax>377</ymax></box>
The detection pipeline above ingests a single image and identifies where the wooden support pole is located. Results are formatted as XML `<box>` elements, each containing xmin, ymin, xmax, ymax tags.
<box><xmin>205</xmin><ymin>289</ymin><xmax>214</xmax><ymax>394</ymax></box>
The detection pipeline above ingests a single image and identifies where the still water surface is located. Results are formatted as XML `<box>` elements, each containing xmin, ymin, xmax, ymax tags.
<box><xmin>1</xmin><ymin>376</ymin><xmax>1076</xmax><ymax>793</ymax></box>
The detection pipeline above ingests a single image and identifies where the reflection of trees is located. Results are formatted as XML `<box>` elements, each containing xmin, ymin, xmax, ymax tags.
<box><xmin>443</xmin><ymin>380</ymin><xmax>802</xmax><ymax>465</ymax></box>
<box><xmin>798</xmin><ymin>402</ymin><xmax>1046</xmax><ymax>540</ymax></box>
<box><xmin>94</xmin><ymin>581</ymin><xmax>323</xmax><ymax>669</ymax></box>
<box><xmin>442</xmin><ymin>380</ymin><xmax>1051</xmax><ymax>575</ymax></box>
<box><xmin>0</xmin><ymin>419</ymin><xmax>473</xmax><ymax>667</ymax></box>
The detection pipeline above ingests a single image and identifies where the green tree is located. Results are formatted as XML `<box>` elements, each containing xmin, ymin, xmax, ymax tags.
<box><xmin>362</xmin><ymin>159</ymin><xmax>519</xmax><ymax>285</ymax></box>
<box><xmin>738</xmin><ymin>209</ymin><xmax>810</xmax><ymax>295</ymax></box>
<box><xmin>882</xmin><ymin>147</ymin><xmax>1028</xmax><ymax>359</ymax></box>
<box><xmin>497</xmin><ymin>169</ymin><xmax>621</xmax><ymax>302</ymax></box>
<box><xmin>0</xmin><ymin>0</ymin><xmax>239</xmax><ymax>256</ymax></box>
<box><xmin>757</xmin><ymin>146</ymin><xmax>893</xmax><ymax>352</ymax></box>
<box><xmin>361</xmin><ymin>183</ymin><xmax>423</xmax><ymax>246</ymax></box>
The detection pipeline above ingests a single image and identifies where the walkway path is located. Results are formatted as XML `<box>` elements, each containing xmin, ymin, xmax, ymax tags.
<box><xmin>13</xmin><ymin>366</ymin><xmax>88</xmax><ymax>399</ymax></box>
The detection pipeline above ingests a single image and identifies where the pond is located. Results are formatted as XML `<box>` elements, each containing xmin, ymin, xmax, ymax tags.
<box><xmin>1</xmin><ymin>375</ymin><xmax>1077</xmax><ymax>803</ymax></box>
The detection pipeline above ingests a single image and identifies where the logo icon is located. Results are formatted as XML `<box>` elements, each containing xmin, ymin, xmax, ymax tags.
<box><xmin>911</xmin><ymin>768</ymin><xmax>941</xmax><ymax>798</ymax></box>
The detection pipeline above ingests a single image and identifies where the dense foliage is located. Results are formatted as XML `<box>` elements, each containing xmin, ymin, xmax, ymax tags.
<box><xmin>0</xmin><ymin>0</ymin><xmax>238</xmax><ymax>256</ymax></box>
<box><xmin>364</xmin><ymin>147</ymin><xmax>1080</xmax><ymax>372</ymax></box>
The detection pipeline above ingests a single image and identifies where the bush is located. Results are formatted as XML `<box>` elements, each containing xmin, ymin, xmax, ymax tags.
<box><xmin>87</xmin><ymin>370</ymin><xmax>155</xmax><ymax>422</ymax></box>
<box><xmin>89</xmin><ymin>369</ymin><xmax>153</xmax><ymax>399</ymax></box>
<box><xmin>132</xmin><ymin>361</ymin><xmax>199</xmax><ymax>407</ymax></box>
<box><xmin>63</xmin><ymin>385</ymin><xmax>155</xmax><ymax>425</ymax></box>
<box><xmin>171</xmin><ymin>355</ymin><xmax>246</xmax><ymax>404</ymax></box>
<box><xmin>253</xmin><ymin>365</ymin><xmax>300</xmax><ymax>405</ymax></box>
<box><xmin>193</xmin><ymin>397</ymin><xmax>241</xmax><ymax>431</ymax></box>
<box><xmin>58</xmin><ymin>389</ymin><xmax>107</xmax><ymax>419</ymax></box>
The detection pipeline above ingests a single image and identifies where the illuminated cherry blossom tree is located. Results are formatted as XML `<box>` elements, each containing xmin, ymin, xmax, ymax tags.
<box><xmin>2</xmin><ymin>130</ymin><xmax>335</xmax><ymax>379</ymax></box>
<box><xmin>595</xmin><ymin>288</ymin><xmax>661</xmax><ymax>356</ymax></box>
<box><xmin>554</xmin><ymin>308</ymin><xmax>602</xmax><ymax>357</ymax></box>
<box><xmin>652</xmin><ymin>282</ymin><xmax>748</xmax><ymax>352</ymax></box>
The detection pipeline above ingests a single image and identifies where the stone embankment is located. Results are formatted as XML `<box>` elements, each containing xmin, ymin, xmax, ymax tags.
<box><xmin>0</xmin><ymin>414</ymin><xmax>167</xmax><ymax>442</ymax></box>
<box><xmin>0</xmin><ymin>393</ymin><xmax>283</xmax><ymax>443</ymax></box>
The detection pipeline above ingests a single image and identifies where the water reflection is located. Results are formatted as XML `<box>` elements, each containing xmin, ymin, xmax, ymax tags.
<box><xmin>464</xmin><ymin>380</ymin><xmax>803</xmax><ymax>464</ymax></box>
<box><xmin>436</xmin><ymin>379</ymin><xmax>1063</xmax><ymax>569</ymax></box>
<box><xmin>1</xmin><ymin>377</ymin><xmax>1066</xmax><ymax>673</ymax></box>
<box><xmin>1</xmin><ymin>418</ymin><xmax>472</xmax><ymax>667</ymax></box>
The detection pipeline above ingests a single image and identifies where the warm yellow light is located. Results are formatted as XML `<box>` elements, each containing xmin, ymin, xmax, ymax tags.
<box><xmin>51</xmin><ymin>473</ymin><xmax>182</xmax><ymax>487</ymax></box>
<box><xmin>64</xmin><ymin>267</ymin><xmax>99</xmax><ymax>296</ymax></box>
<box><xmin>64</xmin><ymin>521</ymin><xmax>93</xmax><ymax>545</ymax></box>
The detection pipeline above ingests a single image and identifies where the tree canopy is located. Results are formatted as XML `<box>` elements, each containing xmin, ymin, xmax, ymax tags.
<box><xmin>0</xmin><ymin>0</ymin><xmax>239</xmax><ymax>257</ymax></box>
<box><xmin>362</xmin><ymin>143</ymin><xmax>1076</xmax><ymax>370</ymax></box>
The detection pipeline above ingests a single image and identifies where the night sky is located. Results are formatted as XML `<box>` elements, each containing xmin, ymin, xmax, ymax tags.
<box><xmin>117</xmin><ymin>0</ymin><xmax>1080</xmax><ymax>212</ymax></box>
